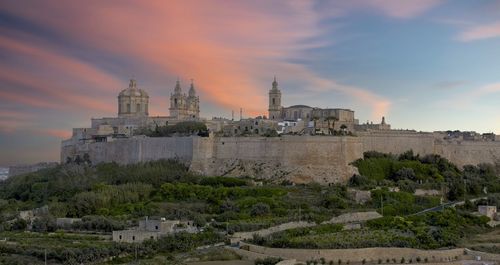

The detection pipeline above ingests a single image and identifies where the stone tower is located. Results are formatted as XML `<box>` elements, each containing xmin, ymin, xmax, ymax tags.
<box><xmin>268</xmin><ymin>76</ymin><xmax>282</xmax><ymax>120</ymax></box>
<box><xmin>186</xmin><ymin>80</ymin><xmax>200</xmax><ymax>119</ymax></box>
<box><xmin>118</xmin><ymin>79</ymin><xmax>149</xmax><ymax>117</ymax></box>
<box><xmin>169</xmin><ymin>79</ymin><xmax>187</xmax><ymax>119</ymax></box>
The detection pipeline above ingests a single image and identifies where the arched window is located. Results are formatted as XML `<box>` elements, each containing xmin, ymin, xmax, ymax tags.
<box><xmin>272</xmin><ymin>98</ymin><xmax>275</xmax><ymax>105</ymax></box>
<box><xmin>174</xmin><ymin>98</ymin><xmax>178</xmax><ymax>107</ymax></box>
<box><xmin>126</xmin><ymin>104</ymin><xmax>131</xmax><ymax>113</ymax></box>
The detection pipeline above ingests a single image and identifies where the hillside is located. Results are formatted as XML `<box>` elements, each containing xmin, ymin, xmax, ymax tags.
<box><xmin>0</xmin><ymin>153</ymin><xmax>499</xmax><ymax>264</ymax></box>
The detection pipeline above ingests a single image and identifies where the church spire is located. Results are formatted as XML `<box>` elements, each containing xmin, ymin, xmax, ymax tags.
<box><xmin>174</xmin><ymin>78</ymin><xmax>182</xmax><ymax>94</ymax></box>
<box><xmin>272</xmin><ymin>76</ymin><xmax>278</xmax><ymax>90</ymax></box>
<box><xmin>189</xmin><ymin>79</ymin><xmax>196</xmax><ymax>97</ymax></box>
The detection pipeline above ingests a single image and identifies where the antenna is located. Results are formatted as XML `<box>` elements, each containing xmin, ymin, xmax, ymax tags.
<box><xmin>240</xmin><ymin>108</ymin><xmax>243</xmax><ymax>120</ymax></box>
<box><xmin>232</xmin><ymin>110</ymin><xmax>234</xmax><ymax>121</ymax></box>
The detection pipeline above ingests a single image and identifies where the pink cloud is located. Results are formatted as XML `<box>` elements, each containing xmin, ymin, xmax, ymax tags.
<box><xmin>322</xmin><ymin>0</ymin><xmax>443</xmax><ymax>19</ymax></box>
<box><xmin>366</xmin><ymin>0</ymin><xmax>444</xmax><ymax>19</ymax></box>
<box><xmin>458</xmin><ymin>21</ymin><xmax>500</xmax><ymax>41</ymax></box>
<box><xmin>0</xmin><ymin>64</ymin><xmax>114</xmax><ymax>113</ymax></box>
<box><xmin>0</xmin><ymin>90</ymin><xmax>61</xmax><ymax>109</ymax></box>
<box><xmin>1</xmin><ymin>1</ymin><xmax>391</xmax><ymax>118</ymax></box>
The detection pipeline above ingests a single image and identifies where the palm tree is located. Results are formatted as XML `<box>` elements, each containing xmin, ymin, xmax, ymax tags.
<box><xmin>326</xmin><ymin>116</ymin><xmax>338</xmax><ymax>135</ymax></box>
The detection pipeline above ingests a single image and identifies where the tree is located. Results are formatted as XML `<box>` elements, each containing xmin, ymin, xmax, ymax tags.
<box><xmin>392</xmin><ymin>167</ymin><xmax>416</xmax><ymax>181</ymax></box>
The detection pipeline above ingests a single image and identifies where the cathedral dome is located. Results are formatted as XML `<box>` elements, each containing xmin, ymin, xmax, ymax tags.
<box><xmin>117</xmin><ymin>79</ymin><xmax>149</xmax><ymax>117</ymax></box>
<box><xmin>119</xmin><ymin>79</ymin><xmax>149</xmax><ymax>98</ymax></box>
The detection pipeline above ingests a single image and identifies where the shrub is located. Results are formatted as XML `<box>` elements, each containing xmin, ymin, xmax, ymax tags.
<box><xmin>255</xmin><ymin>257</ymin><xmax>283</xmax><ymax>265</ymax></box>
<box><xmin>250</xmin><ymin>203</ymin><xmax>271</xmax><ymax>217</ymax></box>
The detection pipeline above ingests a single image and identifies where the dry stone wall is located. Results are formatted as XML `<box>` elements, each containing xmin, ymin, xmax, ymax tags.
<box><xmin>240</xmin><ymin>243</ymin><xmax>466</xmax><ymax>263</ymax></box>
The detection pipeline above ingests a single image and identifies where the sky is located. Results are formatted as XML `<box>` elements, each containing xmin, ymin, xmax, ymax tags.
<box><xmin>1</xmin><ymin>0</ymin><xmax>500</xmax><ymax>166</ymax></box>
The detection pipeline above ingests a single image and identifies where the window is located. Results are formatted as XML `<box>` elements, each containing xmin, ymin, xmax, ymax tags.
<box><xmin>119</xmin><ymin>235</ymin><xmax>122</xmax><ymax>240</ymax></box>
<box><xmin>132</xmin><ymin>236</ymin><xmax>135</xmax><ymax>241</ymax></box>
<box><xmin>151</xmin><ymin>236</ymin><xmax>154</xmax><ymax>239</ymax></box>
<box><xmin>155</xmin><ymin>226</ymin><xmax>158</xmax><ymax>230</ymax></box>
<box><xmin>272</xmin><ymin>98</ymin><xmax>275</xmax><ymax>105</ymax></box>
<box><xmin>126</xmin><ymin>104</ymin><xmax>131</xmax><ymax>113</ymax></box>
<box><xmin>136</xmin><ymin>103</ymin><xmax>141</xmax><ymax>112</ymax></box>
<box><xmin>174</xmin><ymin>98</ymin><xmax>178</xmax><ymax>107</ymax></box>
<box><xmin>145</xmin><ymin>103</ymin><xmax>148</xmax><ymax>114</ymax></box>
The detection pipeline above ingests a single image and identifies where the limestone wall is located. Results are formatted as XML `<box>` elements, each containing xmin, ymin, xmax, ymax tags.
<box><xmin>359</xmin><ymin>131</ymin><xmax>436</xmax><ymax>156</ymax></box>
<box><xmin>231</xmin><ymin>221</ymin><xmax>316</xmax><ymax>243</ymax></box>
<box><xmin>435</xmin><ymin>140</ymin><xmax>500</xmax><ymax>167</ymax></box>
<box><xmin>191</xmin><ymin>136</ymin><xmax>363</xmax><ymax>183</ymax></box>
<box><xmin>61</xmin><ymin>132</ymin><xmax>500</xmax><ymax>184</ymax></box>
<box><xmin>61</xmin><ymin>136</ymin><xmax>194</xmax><ymax>165</ymax></box>
<box><xmin>240</xmin><ymin>243</ymin><xmax>465</xmax><ymax>263</ymax></box>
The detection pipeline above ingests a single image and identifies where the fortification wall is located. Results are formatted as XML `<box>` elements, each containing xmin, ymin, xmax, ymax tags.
<box><xmin>190</xmin><ymin>136</ymin><xmax>364</xmax><ymax>183</ymax></box>
<box><xmin>359</xmin><ymin>131</ymin><xmax>436</xmax><ymax>156</ymax></box>
<box><xmin>61</xmin><ymin>137</ymin><xmax>194</xmax><ymax>165</ymax></box>
<box><xmin>61</xmin><ymin>132</ymin><xmax>500</xmax><ymax>183</ymax></box>
<box><xmin>435</xmin><ymin>140</ymin><xmax>500</xmax><ymax>167</ymax></box>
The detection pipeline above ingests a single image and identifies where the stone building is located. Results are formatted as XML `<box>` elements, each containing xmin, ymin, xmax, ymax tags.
<box><xmin>478</xmin><ymin>205</ymin><xmax>497</xmax><ymax>220</ymax></box>
<box><xmin>267</xmin><ymin>77</ymin><xmax>358</xmax><ymax>133</ymax></box>
<box><xmin>222</xmin><ymin>118</ymin><xmax>278</xmax><ymax>136</ymax></box>
<box><xmin>113</xmin><ymin>218</ymin><xmax>197</xmax><ymax>243</ymax></box>
<box><xmin>354</xmin><ymin>117</ymin><xmax>391</xmax><ymax>131</ymax></box>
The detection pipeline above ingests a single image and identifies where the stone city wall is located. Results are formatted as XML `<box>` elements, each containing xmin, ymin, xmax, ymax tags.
<box><xmin>61</xmin><ymin>136</ymin><xmax>194</xmax><ymax>165</ymax></box>
<box><xmin>61</xmin><ymin>132</ymin><xmax>500</xmax><ymax>183</ymax></box>
<box><xmin>191</xmin><ymin>136</ymin><xmax>363</xmax><ymax>183</ymax></box>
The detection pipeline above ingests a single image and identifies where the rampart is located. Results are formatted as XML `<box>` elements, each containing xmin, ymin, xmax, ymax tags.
<box><xmin>61</xmin><ymin>132</ymin><xmax>500</xmax><ymax>183</ymax></box>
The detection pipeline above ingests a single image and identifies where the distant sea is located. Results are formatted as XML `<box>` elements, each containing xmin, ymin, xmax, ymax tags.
<box><xmin>0</xmin><ymin>167</ymin><xmax>8</xmax><ymax>180</ymax></box>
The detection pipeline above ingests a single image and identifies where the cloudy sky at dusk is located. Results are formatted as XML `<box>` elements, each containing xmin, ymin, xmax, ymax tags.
<box><xmin>1</xmin><ymin>0</ymin><xmax>500</xmax><ymax>166</ymax></box>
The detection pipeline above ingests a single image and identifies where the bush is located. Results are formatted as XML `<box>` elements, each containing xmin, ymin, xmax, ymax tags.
<box><xmin>250</xmin><ymin>203</ymin><xmax>271</xmax><ymax>217</ymax></box>
<box><xmin>254</xmin><ymin>257</ymin><xmax>283</xmax><ymax>265</ymax></box>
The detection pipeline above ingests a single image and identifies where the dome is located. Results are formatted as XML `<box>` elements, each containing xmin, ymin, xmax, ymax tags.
<box><xmin>118</xmin><ymin>79</ymin><xmax>149</xmax><ymax>98</ymax></box>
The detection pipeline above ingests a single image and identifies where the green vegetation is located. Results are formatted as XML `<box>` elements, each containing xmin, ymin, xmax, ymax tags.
<box><xmin>0</xmin><ymin>230</ymin><xmax>222</xmax><ymax>265</ymax></box>
<box><xmin>1</xmin><ymin>151</ymin><xmax>499</xmax><ymax>263</ymax></box>
<box><xmin>351</xmin><ymin>150</ymin><xmax>500</xmax><ymax>200</ymax></box>
<box><xmin>251</xmin><ymin>208</ymin><xmax>490</xmax><ymax>249</ymax></box>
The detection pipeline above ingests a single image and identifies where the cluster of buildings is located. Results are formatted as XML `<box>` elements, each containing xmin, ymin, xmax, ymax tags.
<box><xmin>63</xmin><ymin>77</ymin><xmax>391</xmax><ymax>147</ymax></box>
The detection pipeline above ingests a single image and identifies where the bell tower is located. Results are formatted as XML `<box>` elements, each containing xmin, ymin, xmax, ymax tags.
<box><xmin>268</xmin><ymin>76</ymin><xmax>282</xmax><ymax>120</ymax></box>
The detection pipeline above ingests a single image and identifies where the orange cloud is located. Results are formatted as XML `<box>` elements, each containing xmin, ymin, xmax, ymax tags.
<box><xmin>1</xmin><ymin>1</ymin><xmax>392</xmax><ymax>118</ymax></box>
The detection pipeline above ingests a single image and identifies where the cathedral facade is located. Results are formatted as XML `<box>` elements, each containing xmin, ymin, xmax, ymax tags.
<box><xmin>169</xmin><ymin>80</ymin><xmax>200</xmax><ymax>120</ymax></box>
